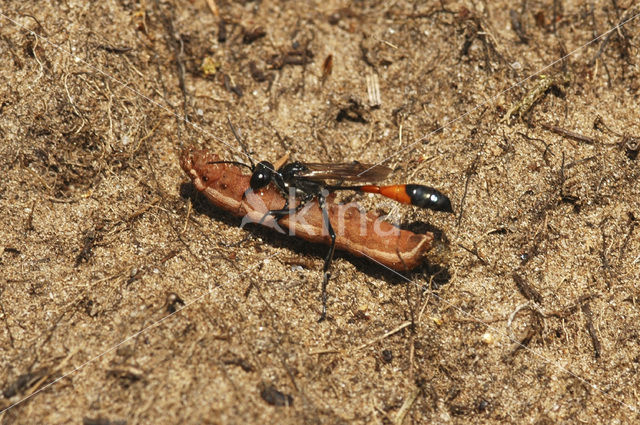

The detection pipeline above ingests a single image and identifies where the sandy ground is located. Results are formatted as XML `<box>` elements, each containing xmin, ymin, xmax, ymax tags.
<box><xmin>1</xmin><ymin>0</ymin><xmax>639</xmax><ymax>423</ymax></box>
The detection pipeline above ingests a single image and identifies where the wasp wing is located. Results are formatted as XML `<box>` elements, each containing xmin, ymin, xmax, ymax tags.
<box><xmin>299</xmin><ymin>162</ymin><xmax>392</xmax><ymax>182</ymax></box>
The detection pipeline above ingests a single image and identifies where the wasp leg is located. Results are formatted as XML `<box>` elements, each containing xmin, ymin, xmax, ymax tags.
<box><xmin>255</xmin><ymin>191</ymin><xmax>313</xmax><ymax>229</ymax></box>
<box><xmin>317</xmin><ymin>194</ymin><xmax>336</xmax><ymax>322</ymax></box>
<box><xmin>256</xmin><ymin>205</ymin><xmax>296</xmax><ymax>233</ymax></box>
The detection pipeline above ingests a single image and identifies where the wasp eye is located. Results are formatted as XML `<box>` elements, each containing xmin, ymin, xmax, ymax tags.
<box><xmin>250</xmin><ymin>161</ymin><xmax>274</xmax><ymax>190</ymax></box>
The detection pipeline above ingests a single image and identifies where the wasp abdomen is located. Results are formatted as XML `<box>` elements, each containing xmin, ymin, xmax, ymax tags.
<box><xmin>405</xmin><ymin>184</ymin><xmax>453</xmax><ymax>213</ymax></box>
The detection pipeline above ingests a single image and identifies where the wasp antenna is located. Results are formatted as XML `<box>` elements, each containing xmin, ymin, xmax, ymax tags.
<box><xmin>227</xmin><ymin>116</ymin><xmax>255</xmax><ymax>169</ymax></box>
<box><xmin>206</xmin><ymin>160</ymin><xmax>253</xmax><ymax>171</ymax></box>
